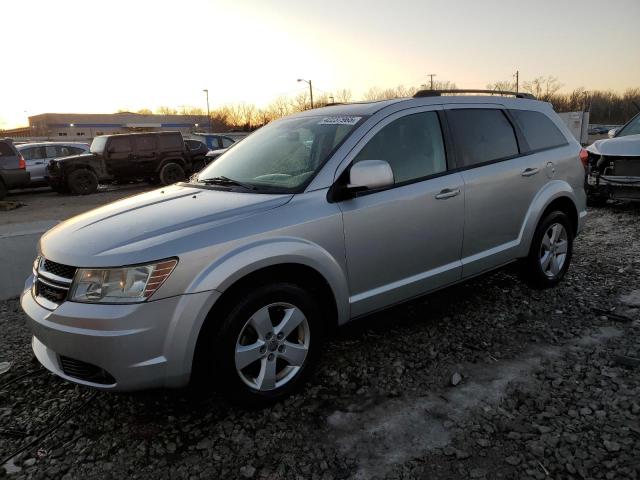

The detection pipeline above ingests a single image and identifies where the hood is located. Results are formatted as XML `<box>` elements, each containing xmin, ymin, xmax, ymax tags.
<box><xmin>40</xmin><ymin>183</ymin><xmax>292</xmax><ymax>267</ymax></box>
<box><xmin>587</xmin><ymin>134</ymin><xmax>640</xmax><ymax>157</ymax></box>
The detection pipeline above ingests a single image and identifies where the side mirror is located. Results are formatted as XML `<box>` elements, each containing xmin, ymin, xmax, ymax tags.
<box><xmin>608</xmin><ymin>128</ymin><xmax>620</xmax><ymax>138</ymax></box>
<box><xmin>348</xmin><ymin>160</ymin><xmax>394</xmax><ymax>190</ymax></box>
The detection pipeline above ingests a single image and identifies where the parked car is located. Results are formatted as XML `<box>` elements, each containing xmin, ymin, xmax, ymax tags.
<box><xmin>17</xmin><ymin>142</ymin><xmax>89</xmax><ymax>186</ymax></box>
<box><xmin>204</xmin><ymin>142</ymin><xmax>238</xmax><ymax>164</ymax></box>
<box><xmin>588</xmin><ymin>125</ymin><xmax>610</xmax><ymax>135</ymax></box>
<box><xmin>184</xmin><ymin>139</ymin><xmax>209</xmax><ymax>172</ymax></box>
<box><xmin>46</xmin><ymin>132</ymin><xmax>194</xmax><ymax>194</ymax></box>
<box><xmin>21</xmin><ymin>90</ymin><xmax>587</xmax><ymax>406</ymax></box>
<box><xmin>190</xmin><ymin>133</ymin><xmax>237</xmax><ymax>150</ymax></box>
<box><xmin>586</xmin><ymin>113</ymin><xmax>640</xmax><ymax>204</ymax></box>
<box><xmin>0</xmin><ymin>138</ymin><xmax>29</xmax><ymax>199</ymax></box>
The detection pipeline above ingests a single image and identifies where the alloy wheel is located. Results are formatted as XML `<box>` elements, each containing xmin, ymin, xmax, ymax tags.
<box><xmin>539</xmin><ymin>222</ymin><xmax>568</xmax><ymax>278</ymax></box>
<box><xmin>234</xmin><ymin>302</ymin><xmax>310</xmax><ymax>391</ymax></box>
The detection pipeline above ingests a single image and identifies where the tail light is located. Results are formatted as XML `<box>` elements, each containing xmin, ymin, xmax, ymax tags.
<box><xmin>18</xmin><ymin>154</ymin><xmax>26</xmax><ymax>170</ymax></box>
<box><xmin>579</xmin><ymin>149</ymin><xmax>589</xmax><ymax>169</ymax></box>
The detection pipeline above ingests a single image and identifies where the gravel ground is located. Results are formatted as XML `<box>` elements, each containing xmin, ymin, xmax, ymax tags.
<box><xmin>1</xmin><ymin>203</ymin><xmax>639</xmax><ymax>480</ymax></box>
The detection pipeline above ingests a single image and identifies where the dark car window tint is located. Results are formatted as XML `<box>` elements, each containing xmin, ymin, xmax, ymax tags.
<box><xmin>354</xmin><ymin>111</ymin><xmax>447</xmax><ymax>184</ymax></box>
<box><xmin>221</xmin><ymin>137</ymin><xmax>234</xmax><ymax>148</ymax></box>
<box><xmin>0</xmin><ymin>142</ymin><xmax>15</xmax><ymax>156</ymax></box>
<box><xmin>134</xmin><ymin>136</ymin><xmax>157</xmax><ymax>151</ymax></box>
<box><xmin>54</xmin><ymin>146</ymin><xmax>72</xmax><ymax>157</ymax></box>
<box><xmin>109</xmin><ymin>137</ymin><xmax>132</xmax><ymax>153</ymax></box>
<box><xmin>68</xmin><ymin>146</ymin><xmax>86</xmax><ymax>155</ymax></box>
<box><xmin>510</xmin><ymin>110</ymin><xmax>567</xmax><ymax>151</ymax></box>
<box><xmin>158</xmin><ymin>134</ymin><xmax>183</xmax><ymax>150</ymax></box>
<box><xmin>447</xmin><ymin>109</ymin><xmax>519</xmax><ymax>167</ymax></box>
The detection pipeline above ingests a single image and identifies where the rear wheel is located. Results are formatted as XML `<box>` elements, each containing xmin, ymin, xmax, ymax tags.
<box><xmin>67</xmin><ymin>169</ymin><xmax>98</xmax><ymax>195</ymax></box>
<box><xmin>521</xmin><ymin>211</ymin><xmax>573</xmax><ymax>288</ymax></box>
<box><xmin>159</xmin><ymin>162</ymin><xmax>185</xmax><ymax>185</ymax></box>
<box><xmin>194</xmin><ymin>283</ymin><xmax>324</xmax><ymax>406</ymax></box>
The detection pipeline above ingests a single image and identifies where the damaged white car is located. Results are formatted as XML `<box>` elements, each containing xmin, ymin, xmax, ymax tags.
<box><xmin>586</xmin><ymin>112</ymin><xmax>640</xmax><ymax>204</ymax></box>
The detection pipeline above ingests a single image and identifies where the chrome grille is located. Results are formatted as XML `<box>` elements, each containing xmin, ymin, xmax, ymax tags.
<box><xmin>34</xmin><ymin>257</ymin><xmax>76</xmax><ymax>308</ymax></box>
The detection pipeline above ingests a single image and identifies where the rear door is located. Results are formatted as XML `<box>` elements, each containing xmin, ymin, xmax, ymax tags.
<box><xmin>132</xmin><ymin>135</ymin><xmax>158</xmax><ymax>175</ymax></box>
<box><xmin>445</xmin><ymin>105</ymin><xmax>546</xmax><ymax>277</ymax></box>
<box><xmin>21</xmin><ymin>146</ymin><xmax>48</xmax><ymax>182</ymax></box>
<box><xmin>338</xmin><ymin>107</ymin><xmax>465</xmax><ymax>317</ymax></box>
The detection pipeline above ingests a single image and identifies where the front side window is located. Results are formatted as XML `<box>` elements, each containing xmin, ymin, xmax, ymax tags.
<box><xmin>618</xmin><ymin>113</ymin><xmax>640</xmax><ymax>137</ymax></box>
<box><xmin>134</xmin><ymin>135</ymin><xmax>157</xmax><ymax>152</ymax></box>
<box><xmin>197</xmin><ymin>115</ymin><xmax>364</xmax><ymax>193</ymax></box>
<box><xmin>353</xmin><ymin>111</ymin><xmax>447</xmax><ymax>184</ymax></box>
<box><xmin>447</xmin><ymin>109</ymin><xmax>519</xmax><ymax>167</ymax></box>
<box><xmin>510</xmin><ymin>109</ymin><xmax>567</xmax><ymax>151</ymax></box>
<box><xmin>158</xmin><ymin>134</ymin><xmax>183</xmax><ymax>150</ymax></box>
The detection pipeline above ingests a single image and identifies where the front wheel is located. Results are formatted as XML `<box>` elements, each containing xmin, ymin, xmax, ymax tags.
<box><xmin>521</xmin><ymin>211</ymin><xmax>573</xmax><ymax>288</ymax></box>
<box><xmin>195</xmin><ymin>283</ymin><xmax>324</xmax><ymax>406</ymax></box>
<box><xmin>67</xmin><ymin>169</ymin><xmax>98</xmax><ymax>195</ymax></box>
<box><xmin>158</xmin><ymin>162</ymin><xmax>185</xmax><ymax>186</ymax></box>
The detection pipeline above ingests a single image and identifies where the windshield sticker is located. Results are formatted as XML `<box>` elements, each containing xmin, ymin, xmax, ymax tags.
<box><xmin>319</xmin><ymin>116</ymin><xmax>362</xmax><ymax>125</ymax></box>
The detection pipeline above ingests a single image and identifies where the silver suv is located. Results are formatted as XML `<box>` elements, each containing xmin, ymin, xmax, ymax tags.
<box><xmin>21</xmin><ymin>90</ymin><xmax>587</xmax><ymax>405</ymax></box>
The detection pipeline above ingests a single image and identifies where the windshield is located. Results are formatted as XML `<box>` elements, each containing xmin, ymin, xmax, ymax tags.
<box><xmin>90</xmin><ymin>136</ymin><xmax>108</xmax><ymax>154</ymax></box>
<box><xmin>195</xmin><ymin>115</ymin><xmax>364</xmax><ymax>193</ymax></box>
<box><xmin>617</xmin><ymin>113</ymin><xmax>640</xmax><ymax>137</ymax></box>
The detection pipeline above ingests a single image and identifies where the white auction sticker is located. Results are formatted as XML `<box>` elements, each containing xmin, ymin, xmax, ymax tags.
<box><xmin>318</xmin><ymin>116</ymin><xmax>362</xmax><ymax>125</ymax></box>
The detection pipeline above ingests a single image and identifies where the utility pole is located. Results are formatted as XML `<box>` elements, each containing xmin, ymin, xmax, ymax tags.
<box><xmin>202</xmin><ymin>89</ymin><xmax>211</xmax><ymax>132</ymax></box>
<box><xmin>427</xmin><ymin>73</ymin><xmax>437</xmax><ymax>90</ymax></box>
<box><xmin>514</xmin><ymin>70</ymin><xmax>519</xmax><ymax>93</ymax></box>
<box><xmin>297</xmin><ymin>79</ymin><xmax>314</xmax><ymax>109</ymax></box>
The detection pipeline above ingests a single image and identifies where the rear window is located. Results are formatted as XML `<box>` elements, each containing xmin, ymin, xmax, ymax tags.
<box><xmin>510</xmin><ymin>110</ymin><xmax>567</xmax><ymax>151</ymax></box>
<box><xmin>447</xmin><ymin>109</ymin><xmax>519</xmax><ymax>167</ymax></box>
<box><xmin>158</xmin><ymin>134</ymin><xmax>183</xmax><ymax>150</ymax></box>
<box><xmin>0</xmin><ymin>142</ymin><xmax>16</xmax><ymax>156</ymax></box>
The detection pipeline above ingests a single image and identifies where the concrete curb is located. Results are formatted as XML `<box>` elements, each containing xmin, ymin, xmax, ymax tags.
<box><xmin>0</xmin><ymin>220</ymin><xmax>59</xmax><ymax>301</ymax></box>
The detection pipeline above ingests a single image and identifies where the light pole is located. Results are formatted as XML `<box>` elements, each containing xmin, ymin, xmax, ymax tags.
<box><xmin>297</xmin><ymin>79</ymin><xmax>314</xmax><ymax>109</ymax></box>
<box><xmin>202</xmin><ymin>89</ymin><xmax>211</xmax><ymax>132</ymax></box>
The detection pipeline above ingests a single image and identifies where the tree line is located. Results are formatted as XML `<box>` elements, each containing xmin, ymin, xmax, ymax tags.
<box><xmin>124</xmin><ymin>76</ymin><xmax>639</xmax><ymax>131</ymax></box>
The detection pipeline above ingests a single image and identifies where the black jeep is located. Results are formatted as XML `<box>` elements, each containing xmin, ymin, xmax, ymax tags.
<box><xmin>47</xmin><ymin>132</ymin><xmax>194</xmax><ymax>194</ymax></box>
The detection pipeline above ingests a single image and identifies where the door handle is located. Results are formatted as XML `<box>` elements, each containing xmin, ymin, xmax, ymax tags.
<box><xmin>521</xmin><ymin>167</ymin><xmax>539</xmax><ymax>177</ymax></box>
<box><xmin>435</xmin><ymin>188</ymin><xmax>461</xmax><ymax>200</ymax></box>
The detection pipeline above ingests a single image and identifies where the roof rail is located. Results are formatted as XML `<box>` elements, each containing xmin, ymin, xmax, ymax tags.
<box><xmin>413</xmin><ymin>89</ymin><xmax>536</xmax><ymax>100</ymax></box>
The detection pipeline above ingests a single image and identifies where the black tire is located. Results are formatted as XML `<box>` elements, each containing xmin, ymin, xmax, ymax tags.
<box><xmin>521</xmin><ymin>211</ymin><xmax>574</xmax><ymax>288</ymax></box>
<box><xmin>67</xmin><ymin>169</ymin><xmax>98</xmax><ymax>195</ymax></box>
<box><xmin>0</xmin><ymin>180</ymin><xmax>7</xmax><ymax>200</ymax></box>
<box><xmin>194</xmin><ymin>282</ymin><xmax>325</xmax><ymax>407</ymax></box>
<box><xmin>159</xmin><ymin>162</ymin><xmax>185</xmax><ymax>186</ymax></box>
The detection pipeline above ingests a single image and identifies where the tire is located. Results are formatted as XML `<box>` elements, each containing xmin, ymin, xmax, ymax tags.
<box><xmin>194</xmin><ymin>282</ymin><xmax>325</xmax><ymax>407</ymax></box>
<box><xmin>158</xmin><ymin>162</ymin><xmax>185</xmax><ymax>186</ymax></box>
<box><xmin>521</xmin><ymin>211</ymin><xmax>574</xmax><ymax>288</ymax></box>
<box><xmin>191</xmin><ymin>160</ymin><xmax>205</xmax><ymax>173</ymax></box>
<box><xmin>67</xmin><ymin>169</ymin><xmax>98</xmax><ymax>195</ymax></box>
<box><xmin>0</xmin><ymin>180</ymin><xmax>7</xmax><ymax>200</ymax></box>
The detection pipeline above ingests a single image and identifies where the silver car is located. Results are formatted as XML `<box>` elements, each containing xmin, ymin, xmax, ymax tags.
<box><xmin>21</xmin><ymin>91</ymin><xmax>587</xmax><ymax>405</ymax></box>
<box><xmin>17</xmin><ymin>142</ymin><xmax>90</xmax><ymax>185</ymax></box>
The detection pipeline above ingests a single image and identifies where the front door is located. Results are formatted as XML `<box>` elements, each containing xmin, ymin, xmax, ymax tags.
<box><xmin>105</xmin><ymin>136</ymin><xmax>134</xmax><ymax>178</ymax></box>
<box><xmin>338</xmin><ymin>108</ymin><xmax>465</xmax><ymax>317</ymax></box>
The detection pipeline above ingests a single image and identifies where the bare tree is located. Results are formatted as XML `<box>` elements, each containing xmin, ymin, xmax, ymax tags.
<box><xmin>522</xmin><ymin>76</ymin><xmax>563</xmax><ymax>100</ymax></box>
<box><xmin>156</xmin><ymin>106</ymin><xmax>178</xmax><ymax>115</ymax></box>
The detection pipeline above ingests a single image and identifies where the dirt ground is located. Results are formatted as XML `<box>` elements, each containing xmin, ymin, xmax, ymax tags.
<box><xmin>1</xmin><ymin>199</ymin><xmax>639</xmax><ymax>480</ymax></box>
<box><xmin>2</xmin><ymin>185</ymin><xmax>153</xmax><ymax>225</ymax></box>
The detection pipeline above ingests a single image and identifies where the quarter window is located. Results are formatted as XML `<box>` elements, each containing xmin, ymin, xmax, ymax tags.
<box><xmin>510</xmin><ymin>110</ymin><xmax>567</xmax><ymax>151</ymax></box>
<box><xmin>221</xmin><ymin>137</ymin><xmax>235</xmax><ymax>148</ymax></box>
<box><xmin>447</xmin><ymin>109</ymin><xmax>519</xmax><ymax>167</ymax></box>
<box><xmin>354</xmin><ymin>111</ymin><xmax>447</xmax><ymax>184</ymax></box>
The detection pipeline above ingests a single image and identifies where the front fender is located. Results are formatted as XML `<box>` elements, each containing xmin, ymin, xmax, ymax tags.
<box><xmin>516</xmin><ymin>179</ymin><xmax>583</xmax><ymax>257</ymax></box>
<box><xmin>186</xmin><ymin>237</ymin><xmax>350</xmax><ymax>325</ymax></box>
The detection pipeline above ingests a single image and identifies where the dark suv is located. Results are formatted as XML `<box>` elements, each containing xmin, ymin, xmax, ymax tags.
<box><xmin>0</xmin><ymin>139</ymin><xmax>30</xmax><ymax>199</ymax></box>
<box><xmin>47</xmin><ymin>132</ymin><xmax>194</xmax><ymax>194</ymax></box>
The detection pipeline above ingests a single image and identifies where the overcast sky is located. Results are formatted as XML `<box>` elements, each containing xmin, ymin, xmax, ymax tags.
<box><xmin>1</xmin><ymin>0</ymin><xmax>638</xmax><ymax>128</ymax></box>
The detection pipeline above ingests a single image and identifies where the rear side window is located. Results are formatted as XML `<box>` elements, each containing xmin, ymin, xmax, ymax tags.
<box><xmin>21</xmin><ymin>147</ymin><xmax>46</xmax><ymax>160</ymax></box>
<box><xmin>510</xmin><ymin>110</ymin><xmax>567</xmax><ymax>151</ymax></box>
<box><xmin>354</xmin><ymin>111</ymin><xmax>447</xmax><ymax>184</ymax></box>
<box><xmin>109</xmin><ymin>137</ymin><xmax>132</xmax><ymax>153</ymax></box>
<box><xmin>134</xmin><ymin>136</ymin><xmax>157</xmax><ymax>152</ymax></box>
<box><xmin>158</xmin><ymin>134</ymin><xmax>183</xmax><ymax>150</ymax></box>
<box><xmin>447</xmin><ymin>109</ymin><xmax>519</xmax><ymax>167</ymax></box>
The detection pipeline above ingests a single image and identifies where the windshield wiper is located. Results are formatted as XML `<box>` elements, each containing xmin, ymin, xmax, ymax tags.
<box><xmin>199</xmin><ymin>176</ymin><xmax>258</xmax><ymax>191</ymax></box>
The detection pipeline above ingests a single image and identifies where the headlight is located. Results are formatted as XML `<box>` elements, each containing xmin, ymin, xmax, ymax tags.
<box><xmin>69</xmin><ymin>259</ymin><xmax>177</xmax><ymax>303</ymax></box>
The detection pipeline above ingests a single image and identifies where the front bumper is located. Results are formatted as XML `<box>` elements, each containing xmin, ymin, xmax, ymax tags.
<box><xmin>20</xmin><ymin>276</ymin><xmax>220</xmax><ymax>391</ymax></box>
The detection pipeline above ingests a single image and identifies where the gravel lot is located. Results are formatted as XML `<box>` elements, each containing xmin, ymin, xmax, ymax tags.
<box><xmin>1</xmin><ymin>203</ymin><xmax>639</xmax><ymax>480</ymax></box>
